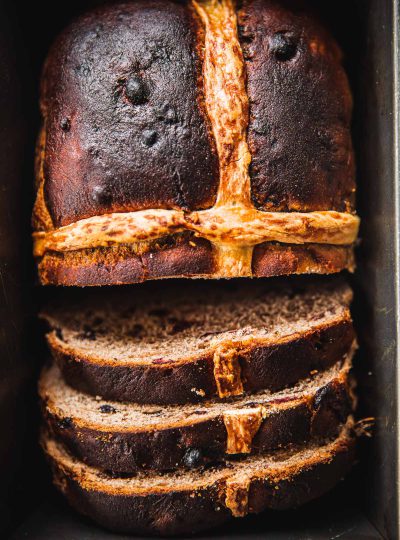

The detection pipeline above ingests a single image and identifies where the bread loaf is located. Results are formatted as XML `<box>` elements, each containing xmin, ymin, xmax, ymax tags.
<box><xmin>33</xmin><ymin>0</ymin><xmax>358</xmax><ymax>286</ymax></box>
<box><xmin>34</xmin><ymin>2</ymin><xmax>361</xmax><ymax>534</ymax></box>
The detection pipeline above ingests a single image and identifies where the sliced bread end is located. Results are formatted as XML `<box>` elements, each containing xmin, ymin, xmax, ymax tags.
<box><xmin>42</xmin><ymin>421</ymin><xmax>356</xmax><ymax>536</ymax></box>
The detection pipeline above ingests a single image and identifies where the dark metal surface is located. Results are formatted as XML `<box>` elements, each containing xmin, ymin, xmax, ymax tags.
<box><xmin>0</xmin><ymin>0</ymin><xmax>398</xmax><ymax>539</ymax></box>
<box><xmin>12</xmin><ymin>485</ymin><xmax>381</xmax><ymax>540</ymax></box>
<box><xmin>0</xmin><ymin>4</ymin><xmax>38</xmax><ymax>537</ymax></box>
<box><xmin>352</xmin><ymin>0</ymin><xmax>400</xmax><ymax>538</ymax></box>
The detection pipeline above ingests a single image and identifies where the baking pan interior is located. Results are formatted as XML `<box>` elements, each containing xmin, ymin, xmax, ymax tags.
<box><xmin>0</xmin><ymin>0</ymin><xmax>398</xmax><ymax>538</ymax></box>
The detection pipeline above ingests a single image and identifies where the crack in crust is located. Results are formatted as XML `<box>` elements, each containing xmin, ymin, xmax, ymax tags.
<box><xmin>32</xmin><ymin>0</ymin><xmax>359</xmax><ymax>280</ymax></box>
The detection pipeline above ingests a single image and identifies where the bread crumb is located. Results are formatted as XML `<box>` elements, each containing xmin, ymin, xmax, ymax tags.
<box><xmin>191</xmin><ymin>388</ymin><xmax>205</xmax><ymax>397</ymax></box>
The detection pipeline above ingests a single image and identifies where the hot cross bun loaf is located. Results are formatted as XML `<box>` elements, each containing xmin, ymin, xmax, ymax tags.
<box><xmin>33</xmin><ymin>0</ymin><xmax>358</xmax><ymax>286</ymax></box>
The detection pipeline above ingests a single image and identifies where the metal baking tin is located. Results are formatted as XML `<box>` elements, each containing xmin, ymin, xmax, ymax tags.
<box><xmin>0</xmin><ymin>0</ymin><xmax>398</xmax><ymax>538</ymax></box>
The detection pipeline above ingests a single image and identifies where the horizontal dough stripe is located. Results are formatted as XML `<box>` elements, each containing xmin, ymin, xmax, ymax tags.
<box><xmin>33</xmin><ymin>207</ymin><xmax>360</xmax><ymax>257</ymax></box>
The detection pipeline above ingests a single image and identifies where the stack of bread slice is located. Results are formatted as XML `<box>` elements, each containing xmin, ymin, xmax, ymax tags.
<box><xmin>39</xmin><ymin>280</ymin><xmax>357</xmax><ymax>535</ymax></box>
<box><xmin>33</xmin><ymin>0</ymin><xmax>361</xmax><ymax>536</ymax></box>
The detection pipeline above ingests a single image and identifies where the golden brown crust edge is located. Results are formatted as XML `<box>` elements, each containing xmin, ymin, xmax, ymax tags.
<box><xmin>36</xmin><ymin>237</ymin><xmax>355</xmax><ymax>286</ymax></box>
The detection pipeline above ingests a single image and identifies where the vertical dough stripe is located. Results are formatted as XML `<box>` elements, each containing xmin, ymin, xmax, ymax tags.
<box><xmin>192</xmin><ymin>0</ymin><xmax>254</xmax><ymax>275</ymax></box>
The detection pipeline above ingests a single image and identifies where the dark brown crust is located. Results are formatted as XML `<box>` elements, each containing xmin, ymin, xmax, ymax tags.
<box><xmin>47</xmin><ymin>437</ymin><xmax>355</xmax><ymax>536</ymax></box>
<box><xmin>50</xmin><ymin>319</ymin><xmax>355</xmax><ymax>404</ymax></box>
<box><xmin>36</xmin><ymin>240</ymin><xmax>354</xmax><ymax>286</ymax></box>
<box><xmin>252</xmin><ymin>243</ymin><xmax>355</xmax><ymax>277</ymax></box>
<box><xmin>42</xmin><ymin>376</ymin><xmax>351</xmax><ymax>474</ymax></box>
<box><xmin>238</xmin><ymin>0</ymin><xmax>355</xmax><ymax>213</ymax></box>
<box><xmin>38</xmin><ymin>1</ymin><xmax>219</xmax><ymax>229</ymax></box>
<box><xmin>37</xmin><ymin>234</ymin><xmax>215</xmax><ymax>286</ymax></box>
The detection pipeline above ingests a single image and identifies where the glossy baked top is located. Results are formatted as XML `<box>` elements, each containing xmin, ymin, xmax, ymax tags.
<box><xmin>33</xmin><ymin>0</ymin><xmax>359</xmax><ymax>285</ymax></box>
<box><xmin>36</xmin><ymin>1</ymin><xmax>219</xmax><ymax>229</ymax></box>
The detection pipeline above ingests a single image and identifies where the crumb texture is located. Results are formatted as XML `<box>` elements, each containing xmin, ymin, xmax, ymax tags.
<box><xmin>43</xmin><ymin>279</ymin><xmax>352</xmax><ymax>365</ymax></box>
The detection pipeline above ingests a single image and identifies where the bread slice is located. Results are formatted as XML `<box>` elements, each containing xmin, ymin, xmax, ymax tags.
<box><xmin>42</xmin><ymin>279</ymin><xmax>355</xmax><ymax>404</ymax></box>
<box><xmin>40</xmin><ymin>359</ymin><xmax>353</xmax><ymax>473</ymax></box>
<box><xmin>37</xmin><ymin>243</ymin><xmax>356</xmax><ymax>286</ymax></box>
<box><xmin>42</xmin><ymin>422</ymin><xmax>356</xmax><ymax>536</ymax></box>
